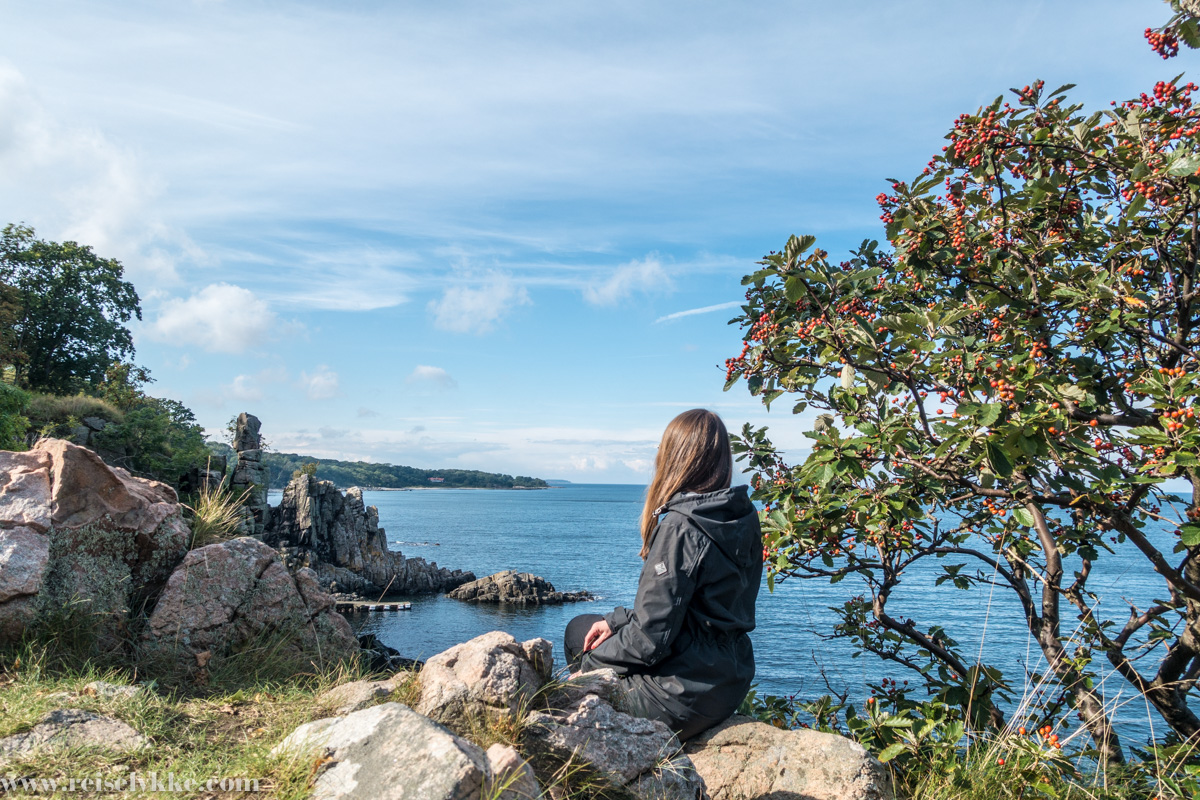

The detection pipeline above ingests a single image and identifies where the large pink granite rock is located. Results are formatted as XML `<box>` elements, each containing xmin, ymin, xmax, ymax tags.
<box><xmin>0</xmin><ymin>440</ymin><xmax>190</xmax><ymax>645</ymax></box>
<box><xmin>143</xmin><ymin>536</ymin><xmax>357</xmax><ymax>671</ymax></box>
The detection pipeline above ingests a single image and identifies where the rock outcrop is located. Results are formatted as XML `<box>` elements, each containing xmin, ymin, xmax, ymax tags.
<box><xmin>230</xmin><ymin>413</ymin><xmax>270</xmax><ymax>536</ymax></box>
<box><xmin>143</xmin><ymin>537</ymin><xmax>357</xmax><ymax>674</ymax></box>
<box><xmin>274</xmin><ymin>702</ymin><xmax>537</xmax><ymax>800</ymax></box>
<box><xmin>447</xmin><ymin>570</ymin><xmax>591</xmax><ymax>606</ymax></box>
<box><xmin>415</xmin><ymin>631</ymin><xmax>553</xmax><ymax>726</ymax></box>
<box><xmin>0</xmin><ymin>440</ymin><xmax>190</xmax><ymax>646</ymax></box>
<box><xmin>0</xmin><ymin>709</ymin><xmax>146</xmax><ymax>766</ymax></box>
<box><xmin>684</xmin><ymin>714</ymin><xmax>895</xmax><ymax>800</ymax></box>
<box><xmin>524</xmin><ymin>682</ymin><xmax>705</xmax><ymax>800</ymax></box>
<box><xmin>266</xmin><ymin>474</ymin><xmax>474</xmax><ymax>597</ymax></box>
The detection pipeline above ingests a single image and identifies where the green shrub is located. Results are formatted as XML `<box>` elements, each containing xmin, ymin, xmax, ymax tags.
<box><xmin>0</xmin><ymin>381</ymin><xmax>29</xmax><ymax>450</ymax></box>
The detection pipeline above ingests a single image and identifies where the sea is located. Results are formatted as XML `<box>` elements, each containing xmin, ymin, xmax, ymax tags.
<box><xmin>272</xmin><ymin>484</ymin><xmax>1178</xmax><ymax>748</ymax></box>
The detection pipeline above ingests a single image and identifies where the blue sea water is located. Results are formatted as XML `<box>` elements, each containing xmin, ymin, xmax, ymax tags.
<box><xmin>281</xmin><ymin>484</ymin><xmax>1177</xmax><ymax>747</ymax></box>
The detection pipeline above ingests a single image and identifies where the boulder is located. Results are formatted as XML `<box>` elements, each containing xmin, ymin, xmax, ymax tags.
<box><xmin>316</xmin><ymin>678</ymin><xmax>407</xmax><ymax>716</ymax></box>
<box><xmin>485</xmin><ymin>743</ymin><xmax>539</xmax><ymax>800</ymax></box>
<box><xmin>447</xmin><ymin>570</ymin><xmax>591</xmax><ymax>606</ymax></box>
<box><xmin>267</xmin><ymin>474</ymin><xmax>474</xmax><ymax>597</ymax></box>
<box><xmin>275</xmin><ymin>702</ymin><xmax>512</xmax><ymax>800</ymax></box>
<box><xmin>0</xmin><ymin>526</ymin><xmax>49</xmax><ymax>640</ymax></box>
<box><xmin>684</xmin><ymin>715</ymin><xmax>894</xmax><ymax>800</ymax></box>
<box><xmin>0</xmin><ymin>709</ymin><xmax>146</xmax><ymax>766</ymax></box>
<box><xmin>143</xmin><ymin>537</ymin><xmax>357</xmax><ymax>673</ymax></box>
<box><xmin>416</xmin><ymin>631</ymin><xmax>552</xmax><ymax>726</ymax></box>
<box><xmin>524</xmin><ymin>693</ymin><xmax>704</xmax><ymax>800</ymax></box>
<box><xmin>0</xmin><ymin>440</ymin><xmax>190</xmax><ymax>645</ymax></box>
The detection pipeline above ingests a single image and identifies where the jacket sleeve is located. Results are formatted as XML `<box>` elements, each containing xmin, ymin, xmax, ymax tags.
<box><xmin>604</xmin><ymin>606</ymin><xmax>633</xmax><ymax>631</ymax></box>
<box><xmin>581</xmin><ymin>515</ymin><xmax>706</xmax><ymax>675</ymax></box>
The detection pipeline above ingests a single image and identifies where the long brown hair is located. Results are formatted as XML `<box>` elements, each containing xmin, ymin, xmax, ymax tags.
<box><xmin>639</xmin><ymin>409</ymin><xmax>732</xmax><ymax>558</ymax></box>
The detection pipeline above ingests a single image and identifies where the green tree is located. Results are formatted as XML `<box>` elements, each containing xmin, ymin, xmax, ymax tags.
<box><xmin>727</xmin><ymin>74</ymin><xmax>1200</xmax><ymax>760</ymax></box>
<box><xmin>0</xmin><ymin>224</ymin><xmax>140</xmax><ymax>394</ymax></box>
<box><xmin>94</xmin><ymin>396</ymin><xmax>208</xmax><ymax>487</ymax></box>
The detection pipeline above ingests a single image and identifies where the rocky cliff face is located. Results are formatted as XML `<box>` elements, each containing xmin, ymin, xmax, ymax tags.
<box><xmin>265</xmin><ymin>474</ymin><xmax>474</xmax><ymax>597</ymax></box>
<box><xmin>230</xmin><ymin>413</ymin><xmax>270</xmax><ymax>536</ymax></box>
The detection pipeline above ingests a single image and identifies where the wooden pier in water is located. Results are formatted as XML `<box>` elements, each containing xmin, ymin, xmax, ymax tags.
<box><xmin>335</xmin><ymin>601</ymin><xmax>412</xmax><ymax>613</ymax></box>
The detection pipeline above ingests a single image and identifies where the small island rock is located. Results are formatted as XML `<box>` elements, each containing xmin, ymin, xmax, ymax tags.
<box><xmin>446</xmin><ymin>570</ymin><xmax>591</xmax><ymax>606</ymax></box>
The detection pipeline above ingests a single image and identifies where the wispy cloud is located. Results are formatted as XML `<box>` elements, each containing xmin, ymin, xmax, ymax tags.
<box><xmin>655</xmin><ymin>300</ymin><xmax>742</xmax><ymax>323</ymax></box>
<box><xmin>584</xmin><ymin>256</ymin><xmax>671</xmax><ymax>306</ymax></box>
<box><xmin>406</xmin><ymin>365</ymin><xmax>457</xmax><ymax>390</ymax></box>
<box><xmin>299</xmin><ymin>366</ymin><xmax>339</xmax><ymax>400</ymax></box>
<box><xmin>428</xmin><ymin>272</ymin><xmax>530</xmax><ymax>334</ymax></box>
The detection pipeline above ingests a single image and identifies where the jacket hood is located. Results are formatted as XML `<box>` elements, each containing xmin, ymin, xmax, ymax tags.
<box><xmin>662</xmin><ymin>485</ymin><xmax>759</xmax><ymax>568</ymax></box>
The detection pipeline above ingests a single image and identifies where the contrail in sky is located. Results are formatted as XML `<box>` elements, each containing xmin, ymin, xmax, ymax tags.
<box><xmin>654</xmin><ymin>301</ymin><xmax>742</xmax><ymax>324</ymax></box>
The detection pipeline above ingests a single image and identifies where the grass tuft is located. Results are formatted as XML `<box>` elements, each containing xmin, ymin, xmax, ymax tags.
<box><xmin>183</xmin><ymin>471</ymin><xmax>252</xmax><ymax>549</ymax></box>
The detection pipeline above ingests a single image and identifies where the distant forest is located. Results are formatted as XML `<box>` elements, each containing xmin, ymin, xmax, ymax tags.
<box><xmin>206</xmin><ymin>444</ymin><xmax>547</xmax><ymax>490</ymax></box>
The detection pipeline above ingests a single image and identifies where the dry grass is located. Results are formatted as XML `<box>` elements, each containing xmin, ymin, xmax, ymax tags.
<box><xmin>184</xmin><ymin>474</ymin><xmax>252</xmax><ymax>549</ymax></box>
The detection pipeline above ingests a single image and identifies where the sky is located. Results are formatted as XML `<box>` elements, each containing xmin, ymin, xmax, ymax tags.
<box><xmin>0</xmin><ymin>0</ymin><xmax>1185</xmax><ymax>482</ymax></box>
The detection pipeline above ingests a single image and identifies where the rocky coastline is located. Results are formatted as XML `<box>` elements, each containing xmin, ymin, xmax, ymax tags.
<box><xmin>0</xmin><ymin>426</ymin><xmax>893</xmax><ymax>799</ymax></box>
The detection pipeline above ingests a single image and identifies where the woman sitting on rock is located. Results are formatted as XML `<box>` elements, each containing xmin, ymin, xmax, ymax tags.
<box><xmin>564</xmin><ymin>408</ymin><xmax>762</xmax><ymax>741</ymax></box>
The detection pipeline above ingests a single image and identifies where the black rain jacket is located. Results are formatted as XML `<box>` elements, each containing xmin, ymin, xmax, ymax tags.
<box><xmin>580</xmin><ymin>485</ymin><xmax>762</xmax><ymax>740</ymax></box>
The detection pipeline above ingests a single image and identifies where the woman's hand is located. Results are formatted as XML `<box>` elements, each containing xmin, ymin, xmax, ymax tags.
<box><xmin>583</xmin><ymin>619</ymin><xmax>613</xmax><ymax>652</ymax></box>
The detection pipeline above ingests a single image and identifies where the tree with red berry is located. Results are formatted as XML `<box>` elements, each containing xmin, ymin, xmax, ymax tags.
<box><xmin>727</xmin><ymin>38</ymin><xmax>1200</xmax><ymax>764</ymax></box>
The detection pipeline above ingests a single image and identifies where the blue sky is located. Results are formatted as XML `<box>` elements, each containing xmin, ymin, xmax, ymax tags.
<box><xmin>0</xmin><ymin>0</ymin><xmax>1183</xmax><ymax>482</ymax></box>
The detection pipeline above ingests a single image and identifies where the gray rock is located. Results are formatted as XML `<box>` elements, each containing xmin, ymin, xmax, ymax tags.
<box><xmin>81</xmin><ymin>417</ymin><xmax>109</xmax><ymax>432</ymax></box>
<box><xmin>267</xmin><ymin>475</ymin><xmax>474</xmax><ymax>597</ymax></box>
<box><xmin>551</xmin><ymin>668</ymin><xmax>625</xmax><ymax>709</ymax></box>
<box><xmin>316</xmin><ymin>678</ymin><xmax>405</xmax><ymax>716</ymax></box>
<box><xmin>0</xmin><ymin>709</ymin><xmax>146</xmax><ymax>765</ymax></box>
<box><xmin>416</xmin><ymin>632</ymin><xmax>552</xmax><ymax>727</ymax></box>
<box><xmin>143</xmin><ymin>537</ymin><xmax>357</xmax><ymax>674</ymax></box>
<box><xmin>447</xmin><ymin>570</ymin><xmax>591</xmax><ymax>606</ymax></box>
<box><xmin>683</xmin><ymin>715</ymin><xmax>894</xmax><ymax>800</ymax></box>
<box><xmin>274</xmin><ymin>702</ymin><xmax>497</xmax><ymax>800</ymax></box>
<box><xmin>524</xmin><ymin>694</ymin><xmax>704</xmax><ymax>800</ymax></box>
<box><xmin>0</xmin><ymin>526</ymin><xmax>48</xmax><ymax>640</ymax></box>
<box><xmin>230</xmin><ymin>413</ymin><xmax>270</xmax><ymax>536</ymax></box>
<box><xmin>485</xmin><ymin>743</ymin><xmax>539</xmax><ymax>800</ymax></box>
<box><xmin>82</xmin><ymin>681</ymin><xmax>143</xmax><ymax>700</ymax></box>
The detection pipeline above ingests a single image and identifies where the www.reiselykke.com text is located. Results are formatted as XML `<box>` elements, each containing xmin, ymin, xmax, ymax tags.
<box><xmin>0</xmin><ymin>773</ymin><xmax>262</xmax><ymax>793</ymax></box>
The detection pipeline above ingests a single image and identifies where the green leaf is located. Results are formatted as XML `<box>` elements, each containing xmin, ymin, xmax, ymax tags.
<box><xmin>784</xmin><ymin>234</ymin><xmax>817</xmax><ymax>260</ymax></box>
<box><xmin>784</xmin><ymin>276</ymin><xmax>805</xmax><ymax>302</ymax></box>
<box><xmin>1168</xmin><ymin>153</ymin><xmax>1200</xmax><ymax>177</ymax></box>
<box><xmin>1012</xmin><ymin>507</ymin><xmax>1035</xmax><ymax>528</ymax></box>
<box><xmin>1181</xmin><ymin>525</ymin><xmax>1200</xmax><ymax>547</ymax></box>
<box><xmin>877</xmin><ymin>743</ymin><xmax>908</xmax><ymax>763</ymax></box>
<box><xmin>1127</xmin><ymin>193</ymin><xmax>1147</xmax><ymax>217</ymax></box>
<box><xmin>977</xmin><ymin>403</ymin><xmax>1002</xmax><ymax>427</ymax></box>
<box><xmin>986</xmin><ymin>441</ymin><xmax>1013</xmax><ymax>478</ymax></box>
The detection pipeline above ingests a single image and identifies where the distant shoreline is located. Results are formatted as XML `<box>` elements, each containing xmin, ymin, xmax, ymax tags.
<box><xmin>360</xmin><ymin>485</ymin><xmax>552</xmax><ymax>492</ymax></box>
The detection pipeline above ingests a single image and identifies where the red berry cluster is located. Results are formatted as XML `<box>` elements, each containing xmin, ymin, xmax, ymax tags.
<box><xmin>1146</xmin><ymin>26</ymin><xmax>1180</xmax><ymax>59</ymax></box>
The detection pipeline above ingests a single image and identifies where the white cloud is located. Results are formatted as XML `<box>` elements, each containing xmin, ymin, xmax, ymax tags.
<box><xmin>0</xmin><ymin>64</ymin><xmax>197</xmax><ymax>285</ymax></box>
<box><xmin>584</xmin><ymin>256</ymin><xmax>671</xmax><ymax>306</ymax></box>
<box><xmin>655</xmin><ymin>300</ymin><xmax>742</xmax><ymax>323</ymax></box>
<box><xmin>223</xmin><ymin>366</ymin><xmax>288</xmax><ymax>403</ymax></box>
<box><xmin>227</xmin><ymin>374</ymin><xmax>263</xmax><ymax>402</ymax></box>
<box><xmin>428</xmin><ymin>272</ymin><xmax>530</xmax><ymax>334</ymax></box>
<box><xmin>150</xmin><ymin>283</ymin><xmax>278</xmax><ymax>353</ymax></box>
<box><xmin>406</xmin><ymin>365</ymin><xmax>458</xmax><ymax>389</ymax></box>
<box><xmin>300</xmin><ymin>366</ymin><xmax>339</xmax><ymax>400</ymax></box>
